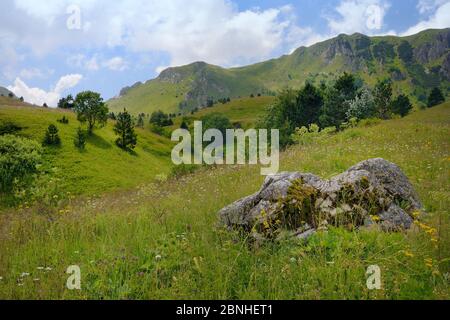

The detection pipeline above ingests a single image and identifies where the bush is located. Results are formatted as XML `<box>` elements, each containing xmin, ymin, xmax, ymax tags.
<box><xmin>358</xmin><ymin>118</ymin><xmax>382</xmax><ymax>128</ymax></box>
<box><xmin>170</xmin><ymin>164</ymin><xmax>199</xmax><ymax>178</ymax></box>
<box><xmin>0</xmin><ymin>135</ymin><xmax>42</xmax><ymax>193</ymax></box>
<box><xmin>291</xmin><ymin>124</ymin><xmax>330</xmax><ymax>145</ymax></box>
<box><xmin>201</xmin><ymin>113</ymin><xmax>232</xmax><ymax>137</ymax></box>
<box><xmin>43</xmin><ymin>124</ymin><xmax>61</xmax><ymax>146</ymax></box>
<box><xmin>427</xmin><ymin>87</ymin><xmax>445</xmax><ymax>108</ymax></box>
<box><xmin>391</xmin><ymin>94</ymin><xmax>413</xmax><ymax>117</ymax></box>
<box><xmin>346</xmin><ymin>87</ymin><xmax>377</xmax><ymax>120</ymax></box>
<box><xmin>57</xmin><ymin>116</ymin><xmax>69</xmax><ymax>124</ymax></box>
<box><xmin>0</xmin><ymin>122</ymin><xmax>22</xmax><ymax>135</ymax></box>
<box><xmin>150</xmin><ymin>110</ymin><xmax>173</xmax><ymax>127</ymax></box>
<box><xmin>150</xmin><ymin>124</ymin><xmax>166</xmax><ymax>136</ymax></box>
<box><xmin>74</xmin><ymin>127</ymin><xmax>87</xmax><ymax>150</ymax></box>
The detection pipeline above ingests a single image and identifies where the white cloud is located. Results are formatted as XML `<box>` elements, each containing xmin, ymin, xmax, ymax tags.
<box><xmin>4</xmin><ymin>0</ymin><xmax>294</xmax><ymax>68</ymax></box>
<box><xmin>402</xmin><ymin>2</ymin><xmax>450</xmax><ymax>35</ymax></box>
<box><xmin>54</xmin><ymin>74</ymin><xmax>83</xmax><ymax>93</ymax></box>
<box><xmin>286</xmin><ymin>26</ymin><xmax>328</xmax><ymax>53</ymax></box>
<box><xmin>325</xmin><ymin>0</ymin><xmax>391</xmax><ymax>35</ymax></box>
<box><xmin>67</xmin><ymin>54</ymin><xmax>127</xmax><ymax>71</ymax></box>
<box><xmin>67</xmin><ymin>54</ymin><xmax>99</xmax><ymax>71</ymax></box>
<box><xmin>102</xmin><ymin>57</ymin><xmax>128</xmax><ymax>71</ymax></box>
<box><xmin>417</xmin><ymin>0</ymin><xmax>449</xmax><ymax>14</ymax></box>
<box><xmin>85</xmin><ymin>57</ymin><xmax>100</xmax><ymax>71</ymax></box>
<box><xmin>7</xmin><ymin>74</ymin><xmax>83</xmax><ymax>106</ymax></box>
<box><xmin>19</xmin><ymin>67</ymin><xmax>54</xmax><ymax>80</ymax></box>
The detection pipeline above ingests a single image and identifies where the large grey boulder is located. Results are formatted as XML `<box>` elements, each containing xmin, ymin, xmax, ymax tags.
<box><xmin>218</xmin><ymin>158</ymin><xmax>422</xmax><ymax>241</ymax></box>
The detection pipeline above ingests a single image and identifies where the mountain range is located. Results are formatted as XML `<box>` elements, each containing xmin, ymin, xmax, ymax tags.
<box><xmin>108</xmin><ymin>28</ymin><xmax>450</xmax><ymax>115</ymax></box>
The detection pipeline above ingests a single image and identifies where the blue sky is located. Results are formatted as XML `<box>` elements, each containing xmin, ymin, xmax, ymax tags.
<box><xmin>1</xmin><ymin>0</ymin><xmax>449</xmax><ymax>106</ymax></box>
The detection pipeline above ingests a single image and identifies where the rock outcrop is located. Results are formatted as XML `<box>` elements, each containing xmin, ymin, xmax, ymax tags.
<box><xmin>218</xmin><ymin>159</ymin><xmax>423</xmax><ymax>241</ymax></box>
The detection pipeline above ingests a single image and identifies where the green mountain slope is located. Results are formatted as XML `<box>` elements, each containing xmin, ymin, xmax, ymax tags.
<box><xmin>0</xmin><ymin>97</ymin><xmax>174</xmax><ymax>198</ymax></box>
<box><xmin>108</xmin><ymin>28</ymin><xmax>450</xmax><ymax>115</ymax></box>
<box><xmin>0</xmin><ymin>87</ymin><xmax>15</xmax><ymax>98</ymax></box>
<box><xmin>169</xmin><ymin>96</ymin><xmax>276</xmax><ymax>130</ymax></box>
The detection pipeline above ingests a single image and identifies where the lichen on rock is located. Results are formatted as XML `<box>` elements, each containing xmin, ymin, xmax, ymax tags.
<box><xmin>218</xmin><ymin>158</ymin><xmax>424</xmax><ymax>242</ymax></box>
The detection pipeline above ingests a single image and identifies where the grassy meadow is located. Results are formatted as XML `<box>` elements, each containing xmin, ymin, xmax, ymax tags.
<box><xmin>169</xmin><ymin>96</ymin><xmax>275</xmax><ymax>130</ymax></box>
<box><xmin>0</xmin><ymin>97</ymin><xmax>174</xmax><ymax>202</ymax></box>
<box><xmin>0</xmin><ymin>101</ymin><xmax>448</xmax><ymax>299</ymax></box>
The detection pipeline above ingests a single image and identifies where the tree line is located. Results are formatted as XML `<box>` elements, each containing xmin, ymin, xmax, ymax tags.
<box><xmin>260</xmin><ymin>72</ymin><xmax>445</xmax><ymax>147</ymax></box>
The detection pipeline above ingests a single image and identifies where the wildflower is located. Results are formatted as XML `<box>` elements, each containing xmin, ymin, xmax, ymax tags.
<box><xmin>33</xmin><ymin>278</ymin><xmax>40</xmax><ymax>282</ymax></box>
<box><xmin>37</xmin><ymin>267</ymin><xmax>44</xmax><ymax>270</ymax></box>
<box><xmin>412</xmin><ymin>211</ymin><xmax>421</xmax><ymax>219</ymax></box>
<box><xmin>0</xmin><ymin>276</ymin><xmax>3</xmax><ymax>280</ymax></box>
<box><xmin>45</xmin><ymin>267</ymin><xmax>52</xmax><ymax>271</ymax></box>
<box><xmin>20</xmin><ymin>272</ymin><xmax>30</xmax><ymax>278</ymax></box>
<box><xmin>404</xmin><ymin>251</ymin><xmax>414</xmax><ymax>258</ymax></box>
<box><xmin>155</xmin><ymin>255</ymin><xmax>162</xmax><ymax>261</ymax></box>
<box><xmin>290</xmin><ymin>257</ymin><xmax>297</xmax><ymax>264</ymax></box>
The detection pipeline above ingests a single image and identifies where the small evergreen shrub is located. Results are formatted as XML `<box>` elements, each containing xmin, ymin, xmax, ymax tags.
<box><xmin>57</xmin><ymin>116</ymin><xmax>69</xmax><ymax>124</ymax></box>
<box><xmin>43</xmin><ymin>124</ymin><xmax>61</xmax><ymax>146</ymax></box>
<box><xmin>74</xmin><ymin>127</ymin><xmax>87</xmax><ymax>150</ymax></box>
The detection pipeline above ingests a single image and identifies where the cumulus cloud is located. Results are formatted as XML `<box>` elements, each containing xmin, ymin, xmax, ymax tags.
<box><xmin>54</xmin><ymin>74</ymin><xmax>83</xmax><ymax>93</ymax></box>
<box><xmin>325</xmin><ymin>0</ymin><xmax>391</xmax><ymax>35</ymax></box>
<box><xmin>3</xmin><ymin>0</ymin><xmax>294</xmax><ymax>68</ymax></box>
<box><xmin>402</xmin><ymin>2</ymin><xmax>450</xmax><ymax>35</ymax></box>
<box><xmin>7</xmin><ymin>74</ymin><xmax>83</xmax><ymax>106</ymax></box>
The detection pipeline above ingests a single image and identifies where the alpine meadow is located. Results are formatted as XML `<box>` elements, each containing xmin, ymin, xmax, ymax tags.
<box><xmin>0</xmin><ymin>0</ymin><xmax>449</xmax><ymax>305</ymax></box>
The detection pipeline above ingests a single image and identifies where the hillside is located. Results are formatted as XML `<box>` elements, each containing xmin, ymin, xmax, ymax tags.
<box><xmin>0</xmin><ymin>87</ymin><xmax>15</xmax><ymax>98</ymax></box>
<box><xmin>0</xmin><ymin>98</ymin><xmax>174</xmax><ymax>199</ymax></box>
<box><xmin>170</xmin><ymin>96</ymin><xmax>275</xmax><ymax>130</ymax></box>
<box><xmin>0</xmin><ymin>102</ymin><xmax>448</xmax><ymax>299</ymax></box>
<box><xmin>108</xmin><ymin>28</ymin><xmax>450</xmax><ymax>115</ymax></box>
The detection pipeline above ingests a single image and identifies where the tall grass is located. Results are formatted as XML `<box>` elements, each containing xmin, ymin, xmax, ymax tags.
<box><xmin>0</xmin><ymin>103</ymin><xmax>448</xmax><ymax>299</ymax></box>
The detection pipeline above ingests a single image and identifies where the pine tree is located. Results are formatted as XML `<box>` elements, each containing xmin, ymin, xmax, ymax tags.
<box><xmin>391</xmin><ymin>94</ymin><xmax>413</xmax><ymax>117</ymax></box>
<box><xmin>114</xmin><ymin>110</ymin><xmax>137</xmax><ymax>150</ymax></box>
<box><xmin>180</xmin><ymin>120</ymin><xmax>189</xmax><ymax>130</ymax></box>
<box><xmin>295</xmin><ymin>82</ymin><xmax>323</xmax><ymax>128</ymax></box>
<box><xmin>43</xmin><ymin>124</ymin><xmax>61</xmax><ymax>146</ymax></box>
<box><xmin>74</xmin><ymin>127</ymin><xmax>86</xmax><ymax>150</ymax></box>
<box><xmin>374</xmin><ymin>79</ymin><xmax>393</xmax><ymax>119</ymax></box>
<box><xmin>427</xmin><ymin>87</ymin><xmax>445</xmax><ymax>108</ymax></box>
<box><xmin>137</xmin><ymin>114</ymin><xmax>145</xmax><ymax>128</ymax></box>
